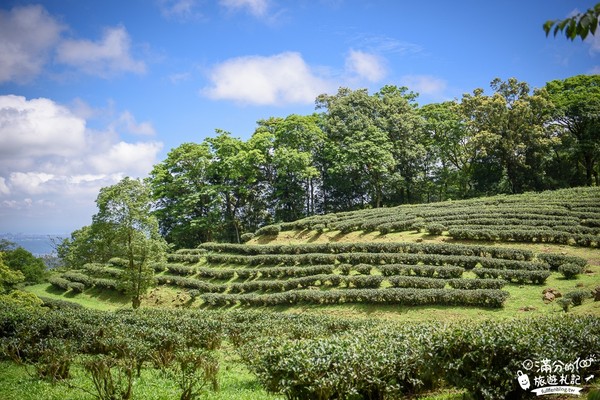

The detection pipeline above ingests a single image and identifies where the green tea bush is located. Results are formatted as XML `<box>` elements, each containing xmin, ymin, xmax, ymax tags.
<box><xmin>240</xmin><ymin>232</ymin><xmax>255</xmax><ymax>242</ymax></box>
<box><xmin>167</xmin><ymin>253</ymin><xmax>202</xmax><ymax>264</ymax></box>
<box><xmin>255</xmin><ymin>224</ymin><xmax>281</xmax><ymax>236</ymax></box>
<box><xmin>448</xmin><ymin>278</ymin><xmax>507</xmax><ymax>290</ymax></box>
<box><xmin>536</xmin><ymin>253</ymin><xmax>588</xmax><ymax>270</ymax></box>
<box><xmin>564</xmin><ymin>289</ymin><xmax>592</xmax><ymax>306</ymax></box>
<box><xmin>472</xmin><ymin>268</ymin><xmax>550</xmax><ymax>284</ymax></box>
<box><xmin>558</xmin><ymin>263</ymin><xmax>585</xmax><ymax>279</ymax></box>
<box><xmin>48</xmin><ymin>276</ymin><xmax>71</xmax><ymax>291</ymax></box>
<box><xmin>166</xmin><ymin>263</ymin><xmax>197</xmax><ymax>276</ymax></box>
<box><xmin>61</xmin><ymin>271</ymin><xmax>93</xmax><ymax>286</ymax></box>
<box><xmin>426</xmin><ymin>223</ymin><xmax>446</xmax><ymax>235</ymax></box>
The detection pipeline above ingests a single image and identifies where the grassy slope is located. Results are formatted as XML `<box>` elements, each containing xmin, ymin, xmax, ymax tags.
<box><xmin>244</xmin><ymin>229</ymin><xmax>600</xmax><ymax>321</ymax></box>
<box><xmin>28</xmin><ymin>228</ymin><xmax>600</xmax><ymax>322</ymax></box>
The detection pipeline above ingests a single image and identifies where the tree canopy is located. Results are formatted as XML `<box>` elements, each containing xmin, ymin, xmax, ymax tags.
<box><xmin>56</xmin><ymin>74</ymin><xmax>600</xmax><ymax>252</ymax></box>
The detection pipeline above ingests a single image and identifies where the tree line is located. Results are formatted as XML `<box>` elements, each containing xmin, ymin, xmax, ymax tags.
<box><xmin>56</xmin><ymin>74</ymin><xmax>599</xmax><ymax>266</ymax></box>
<box><xmin>145</xmin><ymin>75</ymin><xmax>600</xmax><ymax>247</ymax></box>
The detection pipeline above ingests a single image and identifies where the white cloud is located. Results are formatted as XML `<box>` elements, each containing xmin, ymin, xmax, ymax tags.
<box><xmin>400</xmin><ymin>75</ymin><xmax>448</xmax><ymax>97</ymax></box>
<box><xmin>0</xmin><ymin>95</ymin><xmax>86</xmax><ymax>160</ymax></box>
<box><xmin>0</xmin><ymin>177</ymin><xmax>9</xmax><ymax>195</ymax></box>
<box><xmin>0</xmin><ymin>5</ymin><xmax>65</xmax><ymax>83</ymax></box>
<box><xmin>89</xmin><ymin>141</ymin><xmax>163</xmax><ymax>175</ymax></box>
<box><xmin>0</xmin><ymin>95</ymin><xmax>163</xmax><ymax>233</ymax></box>
<box><xmin>158</xmin><ymin>0</ymin><xmax>203</xmax><ymax>21</ymax></box>
<box><xmin>203</xmin><ymin>52</ymin><xmax>334</xmax><ymax>105</ymax></box>
<box><xmin>345</xmin><ymin>50</ymin><xmax>386</xmax><ymax>82</ymax></box>
<box><xmin>9</xmin><ymin>172</ymin><xmax>55</xmax><ymax>195</ymax></box>
<box><xmin>56</xmin><ymin>26</ymin><xmax>146</xmax><ymax>77</ymax></box>
<box><xmin>118</xmin><ymin>111</ymin><xmax>156</xmax><ymax>136</ymax></box>
<box><xmin>220</xmin><ymin>0</ymin><xmax>269</xmax><ymax>17</ymax></box>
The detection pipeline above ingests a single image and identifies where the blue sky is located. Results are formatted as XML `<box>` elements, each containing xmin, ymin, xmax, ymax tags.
<box><xmin>0</xmin><ymin>0</ymin><xmax>598</xmax><ymax>234</ymax></box>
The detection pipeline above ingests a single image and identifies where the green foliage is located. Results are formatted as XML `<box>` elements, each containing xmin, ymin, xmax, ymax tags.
<box><xmin>254</xmin><ymin>225</ymin><xmax>281</xmax><ymax>236</ymax></box>
<box><xmin>240</xmin><ymin>233</ymin><xmax>255</xmax><ymax>243</ymax></box>
<box><xmin>556</xmin><ymin>297</ymin><xmax>572</xmax><ymax>312</ymax></box>
<box><xmin>201</xmin><ymin>288</ymin><xmax>509</xmax><ymax>308</ymax></box>
<box><xmin>426</xmin><ymin>223</ymin><xmax>445</xmax><ymax>235</ymax></box>
<box><xmin>472</xmin><ymin>268</ymin><xmax>550</xmax><ymax>284</ymax></box>
<box><xmin>133</xmin><ymin>76</ymin><xmax>600</xmax><ymax>246</ymax></box>
<box><xmin>564</xmin><ymin>289</ymin><xmax>592</xmax><ymax>306</ymax></box>
<box><xmin>2</xmin><ymin>302</ymin><xmax>599</xmax><ymax>400</ymax></box>
<box><xmin>3</xmin><ymin>247</ymin><xmax>46</xmax><ymax>283</ymax></box>
<box><xmin>242</xmin><ymin>315</ymin><xmax>600</xmax><ymax>400</ymax></box>
<box><xmin>167</xmin><ymin>349</ymin><xmax>219</xmax><ymax>400</ymax></box>
<box><xmin>559</xmin><ymin>262</ymin><xmax>585</xmax><ymax>279</ymax></box>
<box><xmin>544</xmin><ymin>4</ymin><xmax>600</xmax><ymax>40</ymax></box>
<box><xmin>0</xmin><ymin>254</ymin><xmax>24</xmax><ymax>294</ymax></box>
<box><xmin>92</xmin><ymin>177</ymin><xmax>167</xmax><ymax>309</ymax></box>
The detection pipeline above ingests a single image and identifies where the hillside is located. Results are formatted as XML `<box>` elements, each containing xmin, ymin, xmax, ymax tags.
<box><xmin>12</xmin><ymin>186</ymin><xmax>600</xmax><ymax>400</ymax></box>
<box><xmin>39</xmin><ymin>187</ymin><xmax>600</xmax><ymax>320</ymax></box>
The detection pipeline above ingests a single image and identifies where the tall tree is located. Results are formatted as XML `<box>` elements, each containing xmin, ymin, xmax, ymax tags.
<box><xmin>55</xmin><ymin>225</ymin><xmax>118</xmax><ymax>269</ymax></box>
<box><xmin>206</xmin><ymin>130</ymin><xmax>263</xmax><ymax>243</ymax></box>
<box><xmin>546</xmin><ymin>74</ymin><xmax>600</xmax><ymax>186</ymax></box>
<box><xmin>460</xmin><ymin>78</ymin><xmax>554</xmax><ymax>193</ymax></box>
<box><xmin>420</xmin><ymin>101</ymin><xmax>477</xmax><ymax>199</ymax></box>
<box><xmin>254</xmin><ymin>114</ymin><xmax>324</xmax><ymax>221</ymax></box>
<box><xmin>317</xmin><ymin>88</ymin><xmax>396</xmax><ymax>209</ymax></box>
<box><xmin>93</xmin><ymin>177</ymin><xmax>166</xmax><ymax>309</ymax></box>
<box><xmin>374</xmin><ymin>85</ymin><xmax>425</xmax><ymax>204</ymax></box>
<box><xmin>148</xmin><ymin>142</ymin><xmax>221</xmax><ymax>248</ymax></box>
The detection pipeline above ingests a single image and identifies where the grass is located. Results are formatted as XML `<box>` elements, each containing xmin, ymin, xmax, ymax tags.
<box><xmin>27</xmin><ymin>229</ymin><xmax>600</xmax><ymax>321</ymax></box>
<box><xmin>11</xmin><ymin>228</ymin><xmax>599</xmax><ymax>399</ymax></box>
<box><xmin>0</xmin><ymin>350</ymin><xmax>280</xmax><ymax>400</ymax></box>
<box><xmin>24</xmin><ymin>283</ymin><xmax>129</xmax><ymax>311</ymax></box>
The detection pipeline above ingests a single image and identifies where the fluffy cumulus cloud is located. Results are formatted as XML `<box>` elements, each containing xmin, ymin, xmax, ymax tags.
<box><xmin>0</xmin><ymin>95</ymin><xmax>162</xmax><ymax>233</ymax></box>
<box><xmin>203</xmin><ymin>52</ymin><xmax>333</xmax><ymax>105</ymax></box>
<box><xmin>56</xmin><ymin>26</ymin><xmax>146</xmax><ymax>77</ymax></box>
<box><xmin>345</xmin><ymin>50</ymin><xmax>386</xmax><ymax>82</ymax></box>
<box><xmin>0</xmin><ymin>4</ymin><xmax>65</xmax><ymax>83</ymax></box>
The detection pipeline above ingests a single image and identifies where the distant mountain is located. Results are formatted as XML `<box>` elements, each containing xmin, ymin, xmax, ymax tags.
<box><xmin>0</xmin><ymin>233</ymin><xmax>67</xmax><ymax>256</ymax></box>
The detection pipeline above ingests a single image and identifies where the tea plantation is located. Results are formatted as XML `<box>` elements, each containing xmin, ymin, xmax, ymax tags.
<box><xmin>4</xmin><ymin>187</ymin><xmax>600</xmax><ymax>399</ymax></box>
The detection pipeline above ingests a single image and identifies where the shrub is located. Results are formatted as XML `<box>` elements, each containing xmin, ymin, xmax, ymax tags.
<box><xmin>48</xmin><ymin>276</ymin><xmax>70</xmax><ymax>291</ymax></box>
<box><xmin>313</xmin><ymin>223</ymin><xmax>326</xmax><ymax>233</ymax></box>
<box><xmin>556</xmin><ymin>298</ymin><xmax>572</xmax><ymax>312</ymax></box>
<box><xmin>564</xmin><ymin>290</ymin><xmax>592</xmax><ymax>306</ymax></box>
<box><xmin>166</xmin><ymin>263</ymin><xmax>197</xmax><ymax>276</ymax></box>
<box><xmin>62</xmin><ymin>272</ymin><xmax>93</xmax><ymax>286</ymax></box>
<box><xmin>426</xmin><ymin>223</ymin><xmax>446</xmax><ymax>235</ymax></box>
<box><xmin>240</xmin><ymin>233</ymin><xmax>255</xmax><ymax>243</ymax></box>
<box><xmin>68</xmin><ymin>282</ymin><xmax>85</xmax><ymax>293</ymax></box>
<box><xmin>255</xmin><ymin>224</ymin><xmax>281</xmax><ymax>236</ymax></box>
<box><xmin>558</xmin><ymin>263</ymin><xmax>585</xmax><ymax>279</ymax></box>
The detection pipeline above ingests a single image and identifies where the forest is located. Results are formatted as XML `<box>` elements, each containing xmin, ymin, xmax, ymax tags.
<box><xmin>138</xmin><ymin>74</ymin><xmax>599</xmax><ymax>247</ymax></box>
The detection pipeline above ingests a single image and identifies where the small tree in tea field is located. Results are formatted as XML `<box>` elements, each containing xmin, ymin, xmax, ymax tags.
<box><xmin>93</xmin><ymin>177</ymin><xmax>167</xmax><ymax>309</ymax></box>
